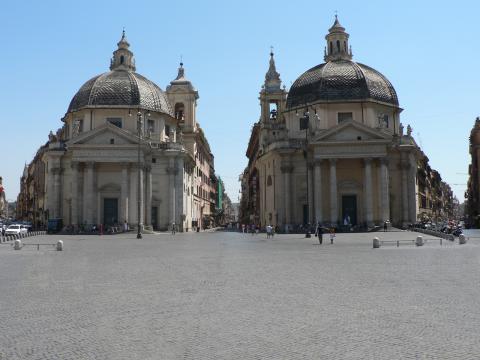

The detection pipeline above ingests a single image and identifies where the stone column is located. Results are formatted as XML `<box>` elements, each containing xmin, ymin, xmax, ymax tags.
<box><xmin>85</xmin><ymin>162</ymin><xmax>95</xmax><ymax>225</ymax></box>
<box><xmin>120</xmin><ymin>164</ymin><xmax>129</xmax><ymax>223</ymax></box>
<box><xmin>380</xmin><ymin>158</ymin><xmax>390</xmax><ymax>221</ymax></box>
<box><xmin>364</xmin><ymin>158</ymin><xmax>374</xmax><ymax>226</ymax></box>
<box><xmin>307</xmin><ymin>163</ymin><xmax>314</xmax><ymax>224</ymax></box>
<box><xmin>408</xmin><ymin>155</ymin><xmax>417</xmax><ymax>224</ymax></box>
<box><xmin>138</xmin><ymin>166</ymin><xmax>144</xmax><ymax>227</ymax></box>
<box><xmin>53</xmin><ymin>168</ymin><xmax>62</xmax><ymax>218</ymax></box>
<box><xmin>47</xmin><ymin>163</ymin><xmax>55</xmax><ymax>219</ymax></box>
<box><xmin>167</xmin><ymin>158</ymin><xmax>177</xmax><ymax>224</ymax></box>
<box><xmin>71</xmin><ymin>162</ymin><xmax>79</xmax><ymax>227</ymax></box>
<box><xmin>401</xmin><ymin>160</ymin><xmax>409</xmax><ymax>224</ymax></box>
<box><xmin>314</xmin><ymin>160</ymin><xmax>322</xmax><ymax>224</ymax></box>
<box><xmin>129</xmin><ymin>165</ymin><xmax>137</xmax><ymax>225</ymax></box>
<box><xmin>329</xmin><ymin>159</ymin><xmax>338</xmax><ymax>225</ymax></box>
<box><xmin>145</xmin><ymin>165</ymin><xmax>152</xmax><ymax>227</ymax></box>
<box><xmin>280</xmin><ymin>164</ymin><xmax>293</xmax><ymax>229</ymax></box>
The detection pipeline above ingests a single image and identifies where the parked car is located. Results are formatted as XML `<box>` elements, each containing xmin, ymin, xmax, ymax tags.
<box><xmin>21</xmin><ymin>224</ymin><xmax>32</xmax><ymax>232</ymax></box>
<box><xmin>5</xmin><ymin>224</ymin><xmax>28</xmax><ymax>236</ymax></box>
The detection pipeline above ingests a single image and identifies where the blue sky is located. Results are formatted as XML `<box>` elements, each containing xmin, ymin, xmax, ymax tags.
<box><xmin>1</xmin><ymin>0</ymin><xmax>479</xmax><ymax>203</ymax></box>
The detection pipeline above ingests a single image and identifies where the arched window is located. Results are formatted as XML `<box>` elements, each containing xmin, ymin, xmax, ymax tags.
<box><xmin>269</xmin><ymin>102</ymin><xmax>278</xmax><ymax>120</ymax></box>
<box><xmin>336</xmin><ymin>40</ymin><xmax>340</xmax><ymax>52</ymax></box>
<box><xmin>175</xmin><ymin>103</ymin><xmax>185</xmax><ymax>120</ymax></box>
<box><xmin>344</xmin><ymin>41</ymin><xmax>347</xmax><ymax>51</ymax></box>
<box><xmin>329</xmin><ymin>42</ymin><xmax>333</xmax><ymax>54</ymax></box>
<box><xmin>120</xmin><ymin>55</ymin><xmax>124</xmax><ymax>64</ymax></box>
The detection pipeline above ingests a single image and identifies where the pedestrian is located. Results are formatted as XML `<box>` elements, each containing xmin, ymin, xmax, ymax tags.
<box><xmin>266</xmin><ymin>224</ymin><xmax>272</xmax><ymax>238</ymax></box>
<box><xmin>123</xmin><ymin>220</ymin><xmax>128</xmax><ymax>232</ymax></box>
<box><xmin>242</xmin><ymin>224</ymin><xmax>245</xmax><ymax>234</ymax></box>
<box><xmin>330</xmin><ymin>227</ymin><xmax>335</xmax><ymax>244</ymax></box>
<box><xmin>171</xmin><ymin>222</ymin><xmax>176</xmax><ymax>235</ymax></box>
<box><xmin>316</xmin><ymin>223</ymin><xmax>323</xmax><ymax>244</ymax></box>
<box><xmin>383</xmin><ymin>221</ymin><xmax>388</xmax><ymax>232</ymax></box>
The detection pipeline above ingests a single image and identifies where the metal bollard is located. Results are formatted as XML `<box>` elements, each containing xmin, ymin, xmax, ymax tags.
<box><xmin>14</xmin><ymin>239</ymin><xmax>22</xmax><ymax>250</ymax></box>
<box><xmin>415</xmin><ymin>236</ymin><xmax>424</xmax><ymax>246</ymax></box>
<box><xmin>56</xmin><ymin>240</ymin><xmax>63</xmax><ymax>251</ymax></box>
<box><xmin>373</xmin><ymin>237</ymin><xmax>380</xmax><ymax>248</ymax></box>
<box><xmin>459</xmin><ymin>234</ymin><xmax>466</xmax><ymax>245</ymax></box>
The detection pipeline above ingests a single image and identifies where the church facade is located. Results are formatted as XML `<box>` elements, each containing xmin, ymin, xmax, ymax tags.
<box><xmin>20</xmin><ymin>32</ymin><xmax>215</xmax><ymax>232</ymax></box>
<box><xmin>241</xmin><ymin>17</ymin><xmax>442</xmax><ymax>230</ymax></box>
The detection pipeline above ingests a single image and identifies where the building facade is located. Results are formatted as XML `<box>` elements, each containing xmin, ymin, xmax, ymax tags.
<box><xmin>242</xmin><ymin>17</ymin><xmax>449</xmax><ymax>230</ymax></box>
<box><xmin>466</xmin><ymin>117</ymin><xmax>480</xmax><ymax>227</ymax></box>
<box><xmin>19</xmin><ymin>32</ymin><xmax>215</xmax><ymax>232</ymax></box>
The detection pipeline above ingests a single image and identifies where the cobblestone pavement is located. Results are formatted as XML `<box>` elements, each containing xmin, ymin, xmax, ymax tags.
<box><xmin>1</xmin><ymin>230</ymin><xmax>480</xmax><ymax>359</ymax></box>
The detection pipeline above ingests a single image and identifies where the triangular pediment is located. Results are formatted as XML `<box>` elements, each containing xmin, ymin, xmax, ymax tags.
<box><xmin>67</xmin><ymin>123</ymin><xmax>141</xmax><ymax>146</ymax></box>
<box><xmin>314</xmin><ymin>121</ymin><xmax>391</xmax><ymax>142</ymax></box>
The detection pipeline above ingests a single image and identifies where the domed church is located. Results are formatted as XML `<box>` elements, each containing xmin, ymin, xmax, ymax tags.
<box><xmin>242</xmin><ymin>17</ymin><xmax>423</xmax><ymax>230</ymax></box>
<box><xmin>37</xmin><ymin>31</ymin><xmax>216</xmax><ymax>232</ymax></box>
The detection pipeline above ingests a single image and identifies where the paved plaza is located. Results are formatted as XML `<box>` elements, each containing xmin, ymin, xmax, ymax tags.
<box><xmin>1</xmin><ymin>230</ymin><xmax>480</xmax><ymax>359</ymax></box>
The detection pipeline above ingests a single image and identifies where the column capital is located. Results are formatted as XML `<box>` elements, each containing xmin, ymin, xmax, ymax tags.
<box><xmin>70</xmin><ymin>161</ymin><xmax>80</xmax><ymax>170</ymax></box>
<box><xmin>329</xmin><ymin>158</ymin><xmax>337</xmax><ymax>166</ymax></box>
<box><xmin>314</xmin><ymin>159</ymin><xmax>323</xmax><ymax>167</ymax></box>
<box><xmin>85</xmin><ymin>162</ymin><xmax>95</xmax><ymax>170</ymax></box>
<box><xmin>166</xmin><ymin>166</ymin><xmax>178</xmax><ymax>175</ymax></box>
<box><xmin>400</xmin><ymin>160</ymin><xmax>411</xmax><ymax>170</ymax></box>
<box><xmin>280</xmin><ymin>165</ymin><xmax>294</xmax><ymax>173</ymax></box>
<box><xmin>363</xmin><ymin>157</ymin><xmax>373</xmax><ymax>165</ymax></box>
<box><xmin>120</xmin><ymin>162</ymin><xmax>131</xmax><ymax>169</ymax></box>
<box><xmin>51</xmin><ymin>167</ymin><xmax>62</xmax><ymax>175</ymax></box>
<box><xmin>380</xmin><ymin>157</ymin><xmax>389</xmax><ymax>166</ymax></box>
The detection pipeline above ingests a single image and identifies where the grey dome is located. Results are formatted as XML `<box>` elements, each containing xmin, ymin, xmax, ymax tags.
<box><xmin>287</xmin><ymin>60</ymin><xmax>398</xmax><ymax>108</ymax></box>
<box><xmin>67</xmin><ymin>70</ymin><xmax>174</xmax><ymax>116</ymax></box>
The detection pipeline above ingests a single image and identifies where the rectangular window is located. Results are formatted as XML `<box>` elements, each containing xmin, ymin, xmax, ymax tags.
<box><xmin>106</xmin><ymin>117</ymin><xmax>122</xmax><ymax>128</ymax></box>
<box><xmin>165</xmin><ymin>124</ymin><xmax>170</xmax><ymax>137</ymax></box>
<box><xmin>147</xmin><ymin>119</ymin><xmax>155</xmax><ymax>133</ymax></box>
<box><xmin>337</xmin><ymin>112</ymin><xmax>353</xmax><ymax>123</ymax></box>
<box><xmin>383</xmin><ymin>114</ymin><xmax>389</xmax><ymax>128</ymax></box>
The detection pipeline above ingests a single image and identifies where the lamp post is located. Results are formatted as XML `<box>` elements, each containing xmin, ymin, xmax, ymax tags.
<box><xmin>137</xmin><ymin>111</ymin><xmax>143</xmax><ymax>239</ymax></box>
<box><xmin>299</xmin><ymin>109</ymin><xmax>311</xmax><ymax>238</ymax></box>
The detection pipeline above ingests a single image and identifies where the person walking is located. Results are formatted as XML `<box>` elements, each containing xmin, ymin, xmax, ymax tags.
<box><xmin>316</xmin><ymin>223</ymin><xmax>323</xmax><ymax>245</ymax></box>
<box><xmin>171</xmin><ymin>222</ymin><xmax>176</xmax><ymax>235</ymax></box>
<box><xmin>383</xmin><ymin>221</ymin><xmax>388</xmax><ymax>232</ymax></box>
<box><xmin>330</xmin><ymin>227</ymin><xmax>335</xmax><ymax>244</ymax></box>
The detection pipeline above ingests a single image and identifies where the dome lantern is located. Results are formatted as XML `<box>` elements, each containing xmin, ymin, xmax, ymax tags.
<box><xmin>324</xmin><ymin>15</ymin><xmax>353</xmax><ymax>62</ymax></box>
<box><xmin>110</xmin><ymin>29</ymin><xmax>136</xmax><ymax>72</ymax></box>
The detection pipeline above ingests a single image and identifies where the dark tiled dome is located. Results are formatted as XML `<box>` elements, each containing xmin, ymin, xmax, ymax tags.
<box><xmin>67</xmin><ymin>70</ymin><xmax>174</xmax><ymax>116</ymax></box>
<box><xmin>287</xmin><ymin>60</ymin><xmax>398</xmax><ymax>108</ymax></box>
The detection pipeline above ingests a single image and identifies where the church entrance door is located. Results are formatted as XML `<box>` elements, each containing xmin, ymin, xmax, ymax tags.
<box><xmin>151</xmin><ymin>206</ymin><xmax>158</xmax><ymax>230</ymax></box>
<box><xmin>103</xmin><ymin>198</ymin><xmax>118</xmax><ymax>226</ymax></box>
<box><xmin>342</xmin><ymin>195</ymin><xmax>357</xmax><ymax>226</ymax></box>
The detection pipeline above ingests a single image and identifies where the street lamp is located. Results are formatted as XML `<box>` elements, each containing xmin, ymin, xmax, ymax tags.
<box><xmin>137</xmin><ymin>111</ymin><xmax>143</xmax><ymax>239</ymax></box>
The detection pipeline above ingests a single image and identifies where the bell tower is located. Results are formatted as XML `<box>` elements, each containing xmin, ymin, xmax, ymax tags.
<box><xmin>166</xmin><ymin>62</ymin><xmax>199</xmax><ymax>133</ymax></box>
<box><xmin>110</xmin><ymin>30</ymin><xmax>136</xmax><ymax>71</ymax></box>
<box><xmin>324</xmin><ymin>16</ymin><xmax>353</xmax><ymax>62</ymax></box>
<box><xmin>259</xmin><ymin>49</ymin><xmax>287</xmax><ymax>124</ymax></box>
